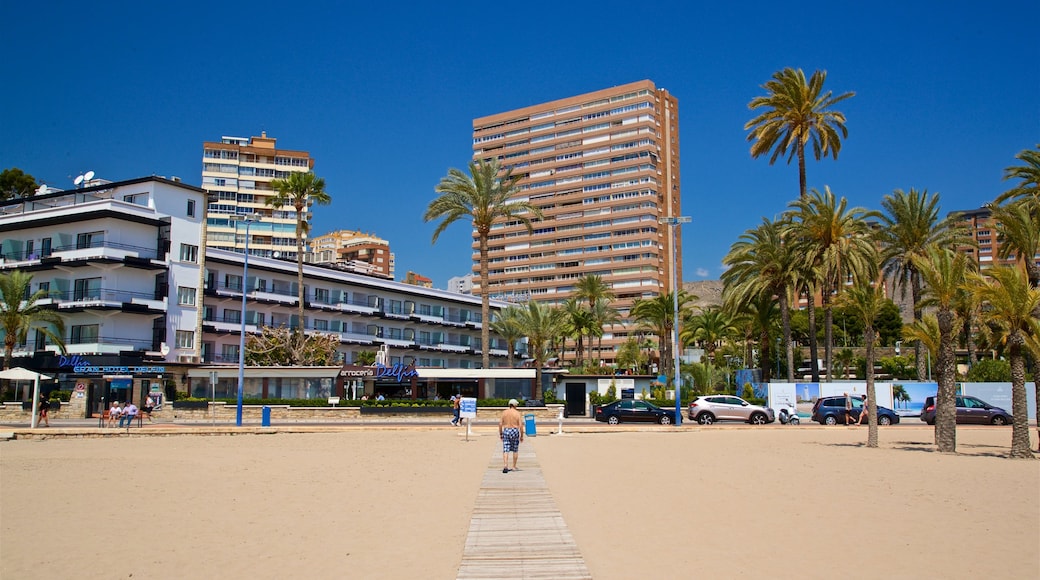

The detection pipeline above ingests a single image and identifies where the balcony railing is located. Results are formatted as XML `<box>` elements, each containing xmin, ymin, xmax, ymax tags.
<box><xmin>0</xmin><ymin>240</ymin><xmax>160</xmax><ymax>264</ymax></box>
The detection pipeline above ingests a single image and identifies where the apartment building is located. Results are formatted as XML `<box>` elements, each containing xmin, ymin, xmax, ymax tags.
<box><xmin>471</xmin><ymin>80</ymin><xmax>683</xmax><ymax>365</ymax></box>
<box><xmin>447</xmin><ymin>273</ymin><xmax>475</xmax><ymax>294</ymax></box>
<box><xmin>309</xmin><ymin>229</ymin><xmax>394</xmax><ymax>279</ymax></box>
<box><xmin>953</xmin><ymin>206</ymin><xmax>1040</xmax><ymax>272</ymax></box>
<box><xmin>201</xmin><ymin>132</ymin><xmax>314</xmax><ymax>260</ymax></box>
<box><xmin>0</xmin><ymin>176</ymin><xmax>206</xmax><ymax>412</ymax></box>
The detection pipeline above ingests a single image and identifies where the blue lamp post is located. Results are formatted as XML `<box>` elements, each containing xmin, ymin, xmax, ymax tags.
<box><xmin>659</xmin><ymin>215</ymin><xmax>691</xmax><ymax>426</ymax></box>
<box><xmin>233</xmin><ymin>214</ymin><xmax>259</xmax><ymax>426</ymax></box>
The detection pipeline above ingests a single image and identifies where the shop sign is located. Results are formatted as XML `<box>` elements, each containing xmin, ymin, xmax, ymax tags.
<box><xmin>58</xmin><ymin>355</ymin><xmax>165</xmax><ymax>375</ymax></box>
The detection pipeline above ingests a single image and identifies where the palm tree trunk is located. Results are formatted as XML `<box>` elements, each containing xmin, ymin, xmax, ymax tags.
<box><xmin>797</xmin><ymin>143</ymin><xmax>807</xmax><ymax>198</ymax></box>
<box><xmin>759</xmin><ymin>327</ymin><xmax>771</xmax><ymax>383</ymax></box>
<box><xmin>935</xmin><ymin>308</ymin><xmax>957</xmax><ymax>452</ymax></box>
<box><xmin>912</xmin><ymin>271</ymin><xmax>927</xmax><ymax>381</ymax></box>
<box><xmin>806</xmin><ymin>289</ymin><xmax>820</xmax><ymax>382</ymax></box>
<box><xmin>479</xmin><ymin>234</ymin><xmax>491</xmax><ymax>370</ymax></box>
<box><xmin>1007</xmin><ymin>338</ymin><xmax>1032</xmax><ymax>459</ymax></box>
<box><xmin>781</xmin><ymin>292</ymin><xmax>794</xmax><ymax>383</ymax></box>
<box><xmin>823</xmin><ymin>283</ymin><xmax>833</xmax><ymax>382</ymax></box>
<box><xmin>295</xmin><ymin>211</ymin><xmax>306</xmax><ymax>366</ymax></box>
<box><xmin>865</xmin><ymin>325</ymin><xmax>878</xmax><ymax>448</ymax></box>
<box><xmin>964</xmin><ymin>315</ymin><xmax>976</xmax><ymax>368</ymax></box>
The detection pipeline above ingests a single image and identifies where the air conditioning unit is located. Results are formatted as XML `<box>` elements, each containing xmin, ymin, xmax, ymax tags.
<box><xmin>177</xmin><ymin>354</ymin><xmax>198</xmax><ymax>363</ymax></box>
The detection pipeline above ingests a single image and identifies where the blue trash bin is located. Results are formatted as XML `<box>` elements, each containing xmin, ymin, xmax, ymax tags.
<box><xmin>261</xmin><ymin>405</ymin><xmax>271</xmax><ymax>427</ymax></box>
<box><xmin>524</xmin><ymin>413</ymin><xmax>536</xmax><ymax>437</ymax></box>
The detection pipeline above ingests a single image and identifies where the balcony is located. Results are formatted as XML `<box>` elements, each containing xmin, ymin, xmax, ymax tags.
<box><xmin>0</xmin><ymin>241</ymin><xmax>162</xmax><ymax>271</ymax></box>
<box><xmin>47</xmin><ymin>288</ymin><xmax>166</xmax><ymax>313</ymax></box>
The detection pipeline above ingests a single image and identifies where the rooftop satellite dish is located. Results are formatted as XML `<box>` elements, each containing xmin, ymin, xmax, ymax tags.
<box><xmin>35</xmin><ymin>185</ymin><xmax>47</xmax><ymax>195</ymax></box>
<box><xmin>84</xmin><ymin>170</ymin><xmax>95</xmax><ymax>181</ymax></box>
<box><xmin>74</xmin><ymin>175</ymin><xmax>84</xmax><ymax>186</ymax></box>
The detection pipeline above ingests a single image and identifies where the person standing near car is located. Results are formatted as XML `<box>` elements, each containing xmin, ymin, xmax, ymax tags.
<box><xmin>499</xmin><ymin>399</ymin><xmax>524</xmax><ymax>473</ymax></box>
<box><xmin>844</xmin><ymin>393</ymin><xmax>855</xmax><ymax>426</ymax></box>
<box><xmin>856</xmin><ymin>394</ymin><xmax>868</xmax><ymax>425</ymax></box>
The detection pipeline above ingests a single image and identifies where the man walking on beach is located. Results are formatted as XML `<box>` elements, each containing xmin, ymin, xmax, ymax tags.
<box><xmin>499</xmin><ymin>399</ymin><xmax>523</xmax><ymax>473</ymax></box>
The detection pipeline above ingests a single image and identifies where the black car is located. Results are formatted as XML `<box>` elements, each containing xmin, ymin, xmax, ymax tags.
<box><xmin>919</xmin><ymin>395</ymin><xmax>1012</xmax><ymax>425</ymax></box>
<box><xmin>811</xmin><ymin>395</ymin><xmax>900</xmax><ymax>426</ymax></box>
<box><xmin>595</xmin><ymin>400</ymin><xmax>677</xmax><ymax>425</ymax></box>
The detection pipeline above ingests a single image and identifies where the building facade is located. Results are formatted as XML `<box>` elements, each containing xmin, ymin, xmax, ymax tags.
<box><xmin>201</xmin><ymin>133</ymin><xmax>314</xmax><ymax>260</ymax></box>
<box><xmin>309</xmin><ymin>229</ymin><xmax>394</xmax><ymax>279</ymax></box>
<box><xmin>447</xmin><ymin>273</ymin><xmax>475</xmax><ymax>294</ymax></box>
<box><xmin>471</xmin><ymin>80</ymin><xmax>683</xmax><ymax>365</ymax></box>
<box><xmin>952</xmin><ymin>206</ymin><xmax>1039</xmax><ymax>272</ymax></box>
<box><xmin>0</xmin><ymin>177</ymin><xmax>207</xmax><ymax>413</ymax></box>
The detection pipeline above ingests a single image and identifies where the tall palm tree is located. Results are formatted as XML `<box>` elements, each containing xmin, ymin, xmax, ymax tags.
<box><xmin>489</xmin><ymin>306</ymin><xmax>525</xmax><ymax>368</ymax></box>
<box><xmin>514</xmin><ymin>300</ymin><xmax>565</xmax><ymax>399</ymax></box>
<box><xmin>995</xmin><ymin>144</ymin><xmax>1040</xmax><ymax>206</ymax></box>
<box><xmin>0</xmin><ymin>270</ymin><xmax>66</xmax><ymax>370</ymax></box>
<box><xmin>561</xmin><ymin>297</ymin><xmax>594</xmax><ymax>367</ymax></box>
<box><xmin>723</xmin><ymin>217</ymin><xmax>799</xmax><ymax>381</ymax></box>
<box><xmin>630</xmin><ymin>291</ymin><xmax>696</xmax><ymax>382</ymax></box>
<box><xmin>589</xmin><ymin>297</ymin><xmax>621</xmax><ymax>365</ymax></box>
<box><xmin>902</xmin><ymin>315</ymin><xmax>940</xmax><ymax>366</ymax></box>
<box><xmin>834</xmin><ymin>348</ymin><xmax>855</xmax><ymax>379</ymax></box>
<box><xmin>839</xmin><ymin>281</ymin><xmax>885</xmax><ymax>447</ymax></box>
<box><xmin>877</xmin><ymin>188</ymin><xmax>970</xmax><ymax>381</ymax></box>
<box><xmin>425</xmin><ymin>159</ymin><xmax>542</xmax><ymax>369</ymax></box>
<box><xmin>972</xmin><ymin>266</ymin><xmax>1040</xmax><ymax>459</ymax></box>
<box><xmin>914</xmin><ymin>247</ymin><xmax>975</xmax><ymax>453</ymax></box>
<box><xmin>574</xmin><ymin>274</ymin><xmax>613</xmax><ymax>308</ymax></box>
<box><xmin>680</xmin><ymin>306</ymin><xmax>738</xmax><ymax>364</ymax></box>
<box><xmin>267</xmin><ymin>171</ymin><xmax>331</xmax><ymax>360</ymax></box>
<box><xmin>789</xmin><ymin>187</ymin><xmax>877</xmax><ymax>381</ymax></box>
<box><xmin>991</xmin><ymin>200</ymin><xmax>1040</xmax><ymax>290</ymax></box>
<box><xmin>745</xmin><ymin>67</ymin><xmax>855</xmax><ymax>199</ymax></box>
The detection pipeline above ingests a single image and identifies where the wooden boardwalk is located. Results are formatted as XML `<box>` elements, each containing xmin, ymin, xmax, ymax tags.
<box><xmin>457</xmin><ymin>444</ymin><xmax>592</xmax><ymax>580</ymax></box>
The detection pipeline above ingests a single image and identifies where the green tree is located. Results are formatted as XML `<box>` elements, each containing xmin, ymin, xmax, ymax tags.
<box><xmin>0</xmin><ymin>168</ymin><xmax>38</xmax><ymax>200</ymax></box>
<box><xmin>745</xmin><ymin>68</ymin><xmax>855</xmax><ymax>200</ymax></box>
<box><xmin>615</xmin><ymin>337</ymin><xmax>643</xmax><ymax>373</ymax></box>
<box><xmin>838</xmin><ymin>281</ymin><xmax>885</xmax><ymax>448</ymax></box>
<box><xmin>789</xmin><ymin>187</ymin><xmax>877</xmax><ymax>381</ymax></box>
<box><xmin>588</xmin><ymin>297</ymin><xmax>621</xmax><ymax>365</ymax></box>
<box><xmin>877</xmin><ymin>188</ymin><xmax>969</xmax><ymax>380</ymax></box>
<box><xmin>425</xmin><ymin>159</ymin><xmax>542</xmax><ymax>369</ymax></box>
<box><xmin>990</xmin><ymin>200</ymin><xmax>1040</xmax><ymax>290</ymax></box>
<box><xmin>965</xmin><ymin>358</ymin><xmax>1011</xmax><ymax>382</ymax></box>
<box><xmin>875</xmin><ymin>300</ymin><xmax>904</xmax><ymax>347</ymax></box>
<box><xmin>681</xmin><ymin>306</ymin><xmax>738</xmax><ymax>363</ymax></box>
<box><xmin>0</xmin><ymin>271</ymin><xmax>66</xmax><ymax>369</ymax></box>
<box><xmin>630</xmin><ymin>291</ymin><xmax>696</xmax><ymax>383</ymax></box>
<box><xmin>834</xmin><ymin>348</ymin><xmax>855</xmax><ymax>379</ymax></box>
<box><xmin>995</xmin><ymin>144</ymin><xmax>1040</xmax><ymax>206</ymax></box>
<box><xmin>267</xmin><ymin>171</ymin><xmax>331</xmax><ymax>362</ymax></box>
<box><xmin>514</xmin><ymin>300</ymin><xmax>565</xmax><ymax>399</ymax></box>
<box><xmin>355</xmin><ymin>350</ymin><xmax>377</xmax><ymax>366</ymax></box>
<box><xmin>915</xmin><ymin>247</ymin><xmax>975</xmax><ymax>453</ymax></box>
<box><xmin>722</xmin><ymin>217</ymin><xmax>798</xmax><ymax>381</ymax></box>
<box><xmin>972</xmin><ymin>266</ymin><xmax>1040</xmax><ymax>459</ymax></box>
<box><xmin>489</xmin><ymin>306</ymin><xmax>526</xmax><ymax>368</ymax></box>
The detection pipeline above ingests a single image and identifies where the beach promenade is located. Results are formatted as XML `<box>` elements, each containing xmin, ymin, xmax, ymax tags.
<box><xmin>1</xmin><ymin>423</ymin><xmax>1037</xmax><ymax>579</ymax></box>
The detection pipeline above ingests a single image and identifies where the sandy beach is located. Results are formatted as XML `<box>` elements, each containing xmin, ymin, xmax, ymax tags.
<box><xmin>2</xmin><ymin>426</ymin><xmax>1037</xmax><ymax>579</ymax></box>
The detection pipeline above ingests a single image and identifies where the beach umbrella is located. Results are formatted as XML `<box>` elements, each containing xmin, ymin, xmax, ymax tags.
<box><xmin>0</xmin><ymin>367</ymin><xmax>53</xmax><ymax>429</ymax></box>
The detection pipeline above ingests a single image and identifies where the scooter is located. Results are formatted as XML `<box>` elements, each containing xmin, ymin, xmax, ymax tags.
<box><xmin>778</xmin><ymin>404</ymin><xmax>800</xmax><ymax>425</ymax></box>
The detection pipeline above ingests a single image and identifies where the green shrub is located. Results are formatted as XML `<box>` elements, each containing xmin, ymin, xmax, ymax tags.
<box><xmin>965</xmin><ymin>358</ymin><xmax>1011</xmax><ymax>382</ymax></box>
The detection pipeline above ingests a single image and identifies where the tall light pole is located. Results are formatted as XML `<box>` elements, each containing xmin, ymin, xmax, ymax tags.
<box><xmin>233</xmin><ymin>214</ymin><xmax>259</xmax><ymax>426</ymax></box>
<box><xmin>659</xmin><ymin>216</ymin><xmax>690</xmax><ymax>426</ymax></box>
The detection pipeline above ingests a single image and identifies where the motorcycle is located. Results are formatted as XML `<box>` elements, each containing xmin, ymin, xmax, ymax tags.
<box><xmin>777</xmin><ymin>404</ymin><xmax>800</xmax><ymax>425</ymax></box>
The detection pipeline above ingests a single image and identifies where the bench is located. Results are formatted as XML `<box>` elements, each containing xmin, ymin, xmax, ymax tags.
<box><xmin>97</xmin><ymin>412</ymin><xmax>143</xmax><ymax>428</ymax></box>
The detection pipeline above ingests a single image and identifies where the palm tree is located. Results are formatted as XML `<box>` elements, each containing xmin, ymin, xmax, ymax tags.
<box><xmin>0</xmin><ymin>270</ymin><xmax>66</xmax><ymax>370</ymax></box>
<box><xmin>489</xmin><ymin>306</ymin><xmax>525</xmax><ymax>368</ymax></box>
<box><xmin>574</xmin><ymin>274</ymin><xmax>613</xmax><ymax>308</ymax></box>
<box><xmin>972</xmin><ymin>266</ymin><xmax>1040</xmax><ymax>459</ymax></box>
<box><xmin>995</xmin><ymin>144</ymin><xmax>1040</xmax><ymax>206</ymax></box>
<box><xmin>425</xmin><ymin>159</ymin><xmax>542</xmax><ymax>369</ymax></box>
<box><xmin>834</xmin><ymin>348</ymin><xmax>855</xmax><ymax>379</ymax></box>
<box><xmin>589</xmin><ymin>297</ymin><xmax>621</xmax><ymax>366</ymax></box>
<box><xmin>722</xmin><ymin>217</ymin><xmax>798</xmax><ymax>381</ymax></box>
<box><xmin>745</xmin><ymin>67</ymin><xmax>855</xmax><ymax>200</ymax></box>
<box><xmin>877</xmin><ymin>188</ymin><xmax>970</xmax><ymax>381</ymax></box>
<box><xmin>267</xmin><ymin>171</ymin><xmax>331</xmax><ymax>360</ymax></box>
<box><xmin>630</xmin><ymin>291</ymin><xmax>696</xmax><ymax>383</ymax></box>
<box><xmin>892</xmin><ymin>384</ymin><xmax>911</xmax><ymax>410</ymax></box>
<box><xmin>991</xmin><ymin>200</ymin><xmax>1040</xmax><ymax>290</ymax></box>
<box><xmin>788</xmin><ymin>187</ymin><xmax>877</xmax><ymax>381</ymax></box>
<box><xmin>514</xmin><ymin>300</ymin><xmax>565</xmax><ymax>399</ymax></box>
<box><xmin>914</xmin><ymin>247</ymin><xmax>975</xmax><ymax>453</ymax></box>
<box><xmin>681</xmin><ymin>306</ymin><xmax>738</xmax><ymax>364</ymax></box>
<box><xmin>838</xmin><ymin>281</ymin><xmax>885</xmax><ymax>448</ymax></box>
<box><xmin>560</xmin><ymin>297</ymin><xmax>593</xmax><ymax>367</ymax></box>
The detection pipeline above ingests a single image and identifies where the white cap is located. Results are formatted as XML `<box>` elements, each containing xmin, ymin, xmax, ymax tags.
<box><xmin>508</xmin><ymin>399</ymin><xmax>519</xmax><ymax>407</ymax></box>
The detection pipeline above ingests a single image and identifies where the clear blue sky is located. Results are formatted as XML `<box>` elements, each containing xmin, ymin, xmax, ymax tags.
<box><xmin>2</xmin><ymin>0</ymin><xmax>1036</xmax><ymax>288</ymax></box>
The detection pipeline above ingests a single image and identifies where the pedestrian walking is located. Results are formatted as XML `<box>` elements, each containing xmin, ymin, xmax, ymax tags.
<box><xmin>499</xmin><ymin>399</ymin><xmax>524</xmax><ymax>473</ymax></box>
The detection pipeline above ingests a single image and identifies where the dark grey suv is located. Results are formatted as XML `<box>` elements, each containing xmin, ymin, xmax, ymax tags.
<box><xmin>811</xmin><ymin>395</ymin><xmax>900</xmax><ymax>425</ymax></box>
<box><xmin>919</xmin><ymin>396</ymin><xmax>1012</xmax><ymax>425</ymax></box>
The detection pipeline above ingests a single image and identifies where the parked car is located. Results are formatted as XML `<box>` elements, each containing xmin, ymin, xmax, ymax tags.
<box><xmin>687</xmin><ymin>395</ymin><xmax>775</xmax><ymax>425</ymax></box>
<box><xmin>919</xmin><ymin>395</ymin><xmax>1012</xmax><ymax>425</ymax></box>
<box><xmin>811</xmin><ymin>395</ymin><xmax>900</xmax><ymax>425</ymax></box>
<box><xmin>595</xmin><ymin>399</ymin><xmax>677</xmax><ymax>425</ymax></box>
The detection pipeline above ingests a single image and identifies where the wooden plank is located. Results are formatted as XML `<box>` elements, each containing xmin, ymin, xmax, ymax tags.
<box><xmin>457</xmin><ymin>446</ymin><xmax>592</xmax><ymax>580</ymax></box>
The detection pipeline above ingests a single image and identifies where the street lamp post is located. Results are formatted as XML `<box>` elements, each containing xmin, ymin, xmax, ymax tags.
<box><xmin>233</xmin><ymin>214</ymin><xmax>259</xmax><ymax>427</ymax></box>
<box><xmin>659</xmin><ymin>216</ymin><xmax>690</xmax><ymax>426</ymax></box>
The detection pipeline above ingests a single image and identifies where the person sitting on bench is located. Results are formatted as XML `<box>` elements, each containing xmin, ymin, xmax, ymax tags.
<box><xmin>119</xmin><ymin>401</ymin><xmax>138</xmax><ymax>427</ymax></box>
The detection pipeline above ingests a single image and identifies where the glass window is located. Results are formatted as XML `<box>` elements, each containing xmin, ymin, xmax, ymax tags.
<box><xmin>179</xmin><ymin>244</ymin><xmax>199</xmax><ymax>263</ymax></box>
<box><xmin>71</xmin><ymin>324</ymin><xmax>99</xmax><ymax>343</ymax></box>
<box><xmin>73</xmin><ymin>278</ymin><xmax>101</xmax><ymax>301</ymax></box>
<box><xmin>175</xmin><ymin>330</ymin><xmax>194</xmax><ymax>348</ymax></box>
<box><xmin>187</xmin><ymin>199</ymin><xmax>196</xmax><ymax>217</ymax></box>
<box><xmin>177</xmin><ymin>286</ymin><xmax>197</xmax><ymax>306</ymax></box>
<box><xmin>77</xmin><ymin>231</ymin><xmax>104</xmax><ymax>249</ymax></box>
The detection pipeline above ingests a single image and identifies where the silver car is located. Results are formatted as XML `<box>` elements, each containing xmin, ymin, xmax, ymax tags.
<box><xmin>688</xmin><ymin>395</ymin><xmax>776</xmax><ymax>425</ymax></box>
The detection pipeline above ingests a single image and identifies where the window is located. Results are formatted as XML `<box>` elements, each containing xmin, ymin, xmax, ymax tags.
<box><xmin>25</xmin><ymin>240</ymin><xmax>34</xmax><ymax>258</ymax></box>
<box><xmin>41</xmin><ymin>237</ymin><xmax>52</xmax><ymax>257</ymax></box>
<box><xmin>179</xmin><ymin>244</ymin><xmax>199</xmax><ymax>263</ymax></box>
<box><xmin>187</xmin><ymin>199</ymin><xmax>196</xmax><ymax>217</ymax></box>
<box><xmin>225</xmin><ymin>274</ymin><xmax>242</xmax><ymax>291</ymax></box>
<box><xmin>38</xmin><ymin>281</ymin><xmax>49</xmax><ymax>293</ymax></box>
<box><xmin>70</xmin><ymin>324</ymin><xmax>99</xmax><ymax>343</ymax></box>
<box><xmin>221</xmin><ymin>344</ymin><xmax>240</xmax><ymax>361</ymax></box>
<box><xmin>76</xmin><ymin>231</ymin><xmax>103</xmax><ymax>249</ymax></box>
<box><xmin>177</xmin><ymin>286</ymin><xmax>197</xmax><ymax>306</ymax></box>
<box><xmin>314</xmin><ymin>319</ymin><xmax>329</xmax><ymax>331</ymax></box>
<box><xmin>314</xmin><ymin>288</ymin><xmax>330</xmax><ymax>304</ymax></box>
<box><xmin>73</xmin><ymin>278</ymin><xmax>101</xmax><ymax>301</ymax></box>
<box><xmin>175</xmin><ymin>330</ymin><xmax>194</xmax><ymax>348</ymax></box>
<box><xmin>224</xmin><ymin>309</ymin><xmax>241</xmax><ymax>324</ymax></box>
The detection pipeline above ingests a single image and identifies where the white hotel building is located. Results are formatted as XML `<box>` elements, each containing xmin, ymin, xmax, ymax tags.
<box><xmin>0</xmin><ymin>176</ymin><xmax>517</xmax><ymax>414</ymax></box>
